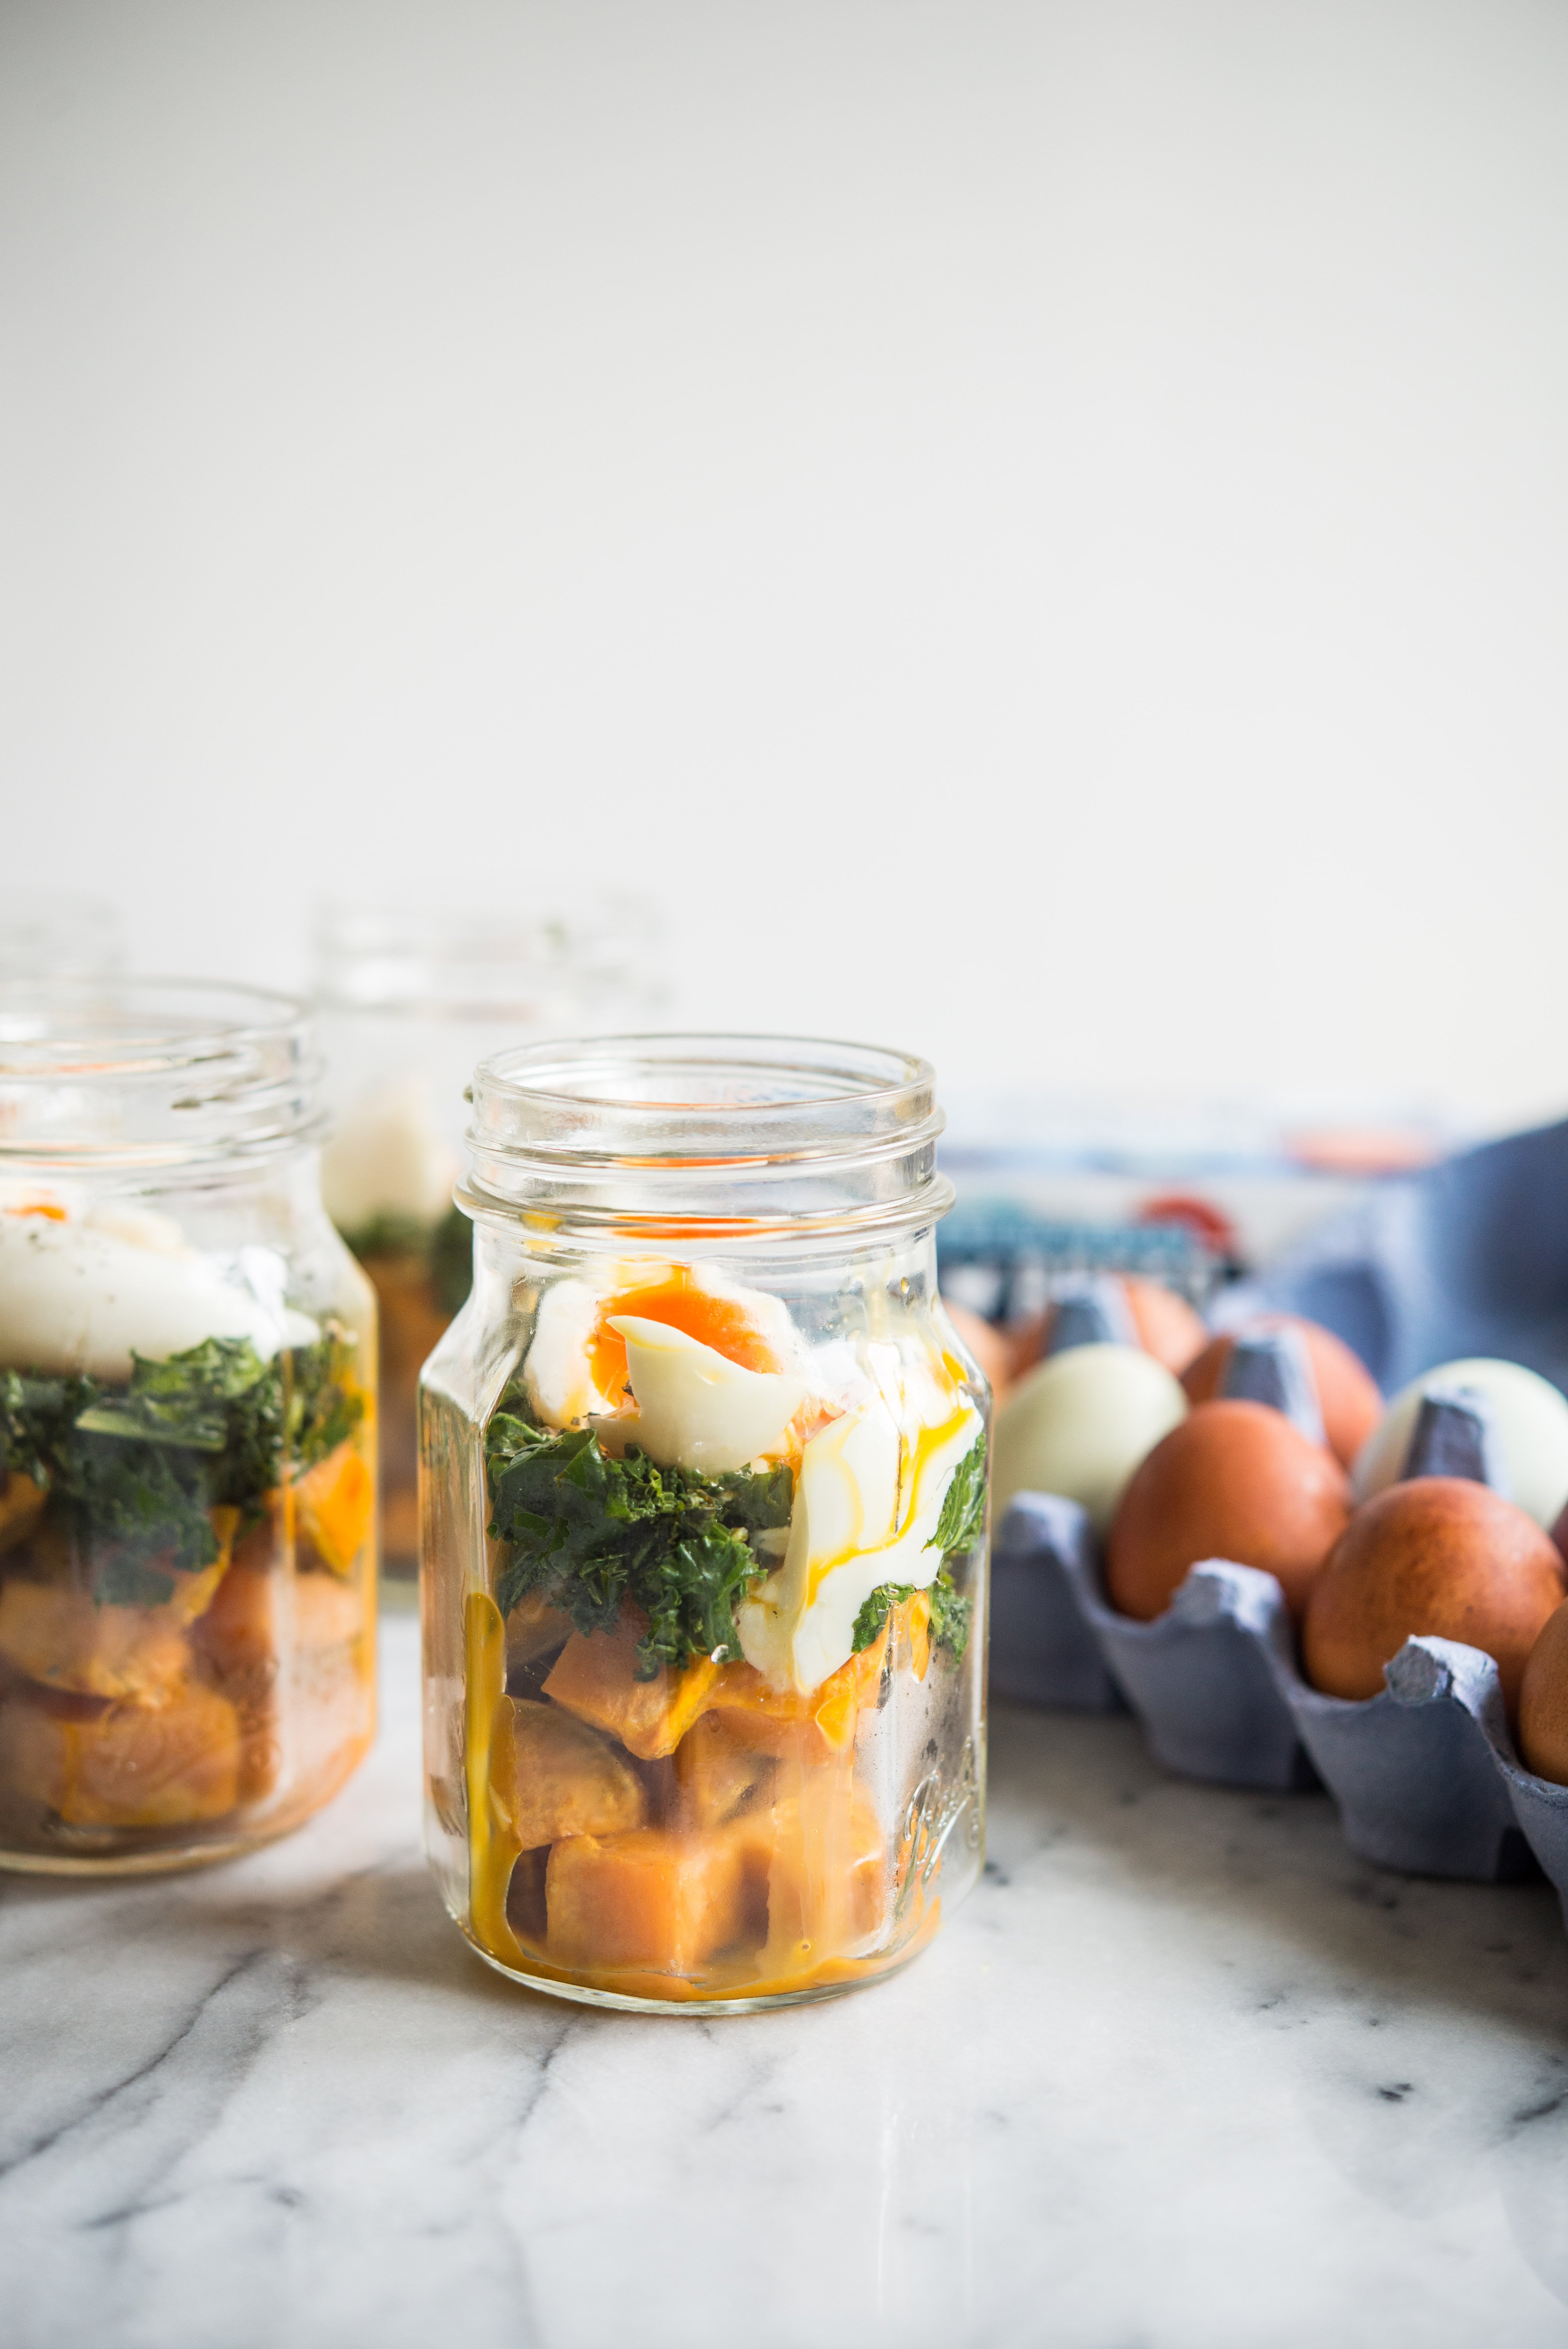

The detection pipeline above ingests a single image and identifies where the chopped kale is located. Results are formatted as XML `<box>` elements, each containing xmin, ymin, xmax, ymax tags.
<box><xmin>345</xmin><ymin>1203</ymin><xmax>474</xmax><ymax>1319</ymax></box>
<box><xmin>288</xmin><ymin>1329</ymin><xmax>367</xmax><ymax>1473</ymax></box>
<box><xmin>0</xmin><ymin>1369</ymin><xmax>89</xmax><ymax>1490</ymax></box>
<box><xmin>925</xmin><ymin>1431</ymin><xmax>987</xmax><ymax>1563</ymax></box>
<box><xmin>0</xmin><ymin>1327</ymin><xmax>365</xmax><ymax>1606</ymax></box>
<box><xmin>850</xmin><ymin>1568</ymin><xmax>973</xmax><ymax>1664</ymax></box>
<box><xmin>485</xmin><ymin>1389</ymin><xmax>788</xmax><ymax>1680</ymax></box>
<box><xmin>850</xmin><ymin>1579</ymin><xmax>917</xmax><ymax>1654</ymax></box>
<box><xmin>429</xmin><ymin>1205</ymin><xmax>475</xmax><ymax>1318</ymax></box>
<box><xmin>926</xmin><ymin>1570</ymin><xmax>974</xmax><ymax>1662</ymax></box>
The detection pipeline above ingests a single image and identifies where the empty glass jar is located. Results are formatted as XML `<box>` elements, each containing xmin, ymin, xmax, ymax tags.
<box><xmin>421</xmin><ymin>1035</ymin><xmax>990</xmax><ymax>2010</ymax></box>
<box><xmin>0</xmin><ymin>979</ymin><xmax>378</xmax><ymax>1872</ymax></box>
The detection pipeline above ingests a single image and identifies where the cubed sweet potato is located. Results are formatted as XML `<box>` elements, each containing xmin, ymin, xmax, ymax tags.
<box><xmin>0</xmin><ymin>1472</ymin><xmax>46</xmax><ymax>1556</ymax></box>
<box><xmin>545</xmin><ymin>1821</ymin><xmax>764</xmax><ymax>1973</ymax></box>
<box><xmin>542</xmin><ymin>1610</ymin><xmax>720</xmax><ymax>1760</ymax></box>
<box><xmin>708</xmin><ymin>1621</ymin><xmax>890</xmax><ymax>1759</ymax></box>
<box><xmin>194</xmin><ymin>1559</ymin><xmax>365</xmax><ymax>1686</ymax></box>
<box><xmin>294</xmin><ymin>1442</ymin><xmax>374</xmax><ymax>1576</ymax></box>
<box><xmin>0</xmin><ymin>1678</ymin><xmax>241</xmax><ymax>1828</ymax></box>
<box><xmin>754</xmin><ymin>1778</ymin><xmax>889</xmax><ymax>1963</ymax></box>
<box><xmin>193</xmin><ymin>1561</ymin><xmax>369</xmax><ymax>1801</ymax></box>
<box><xmin>490</xmin><ymin>1697</ymin><xmax>647</xmax><ymax>1849</ymax></box>
<box><xmin>504</xmin><ymin>1590</ymin><xmax>574</xmax><ymax>1679</ymax></box>
<box><xmin>0</xmin><ymin>1576</ymin><xmax>208</xmax><ymax>1704</ymax></box>
<box><xmin>673</xmin><ymin>1709</ymin><xmax>777</xmax><ymax>1830</ymax></box>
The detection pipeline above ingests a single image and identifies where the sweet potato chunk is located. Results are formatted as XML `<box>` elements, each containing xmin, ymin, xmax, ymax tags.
<box><xmin>193</xmin><ymin>1561</ymin><xmax>369</xmax><ymax>1802</ymax></box>
<box><xmin>295</xmin><ymin>1442</ymin><xmax>374</xmax><ymax>1576</ymax></box>
<box><xmin>754</xmin><ymin>1779</ymin><xmax>889</xmax><ymax>1962</ymax></box>
<box><xmin>0</xmin><ymin>1566</ymin><xmax>226</xmax><ymax>1704</ymax></box>
<box><xmin>543</xmin><ymin>1611</ymin><xmax>719</xmax><ymax>1760</ymax></box>
<box><xmin>673</xmin><ymin>1710</ymin><xmax>777</xmax><ymax>1830</ymax></box>
<box><xmin>708</xmin><ymin>1622</ymin><xmax>889</xmax><ymax>1759</ymax></box>
<box><xmin>194</xmin><ymin>1560</ymin><xmax>364</xmax><ymax>1685</ymax></box>
<box><xmin>504</xmin><ymin>1590</ymin><xmax>574</xmax><ymax>1679</ymax></box>
<box><xmin>0</xmin><ymin>1472</ymin><xmax>46</xmax><ymax>1556</ymax></box>
<box><xmin>490</xmin><ymin>1697</ymin><xmax>647</xmax><ymax>1850</ymax></box>
<box><xmin>545</xmin><ymin>1822</ymin><xmax>763</xmax><ymax>1972</ymax></box>
<box><xmin>0</xmin><ymin>1678</ymin><xmax>241</xmax><ymax>1828</ymax></box>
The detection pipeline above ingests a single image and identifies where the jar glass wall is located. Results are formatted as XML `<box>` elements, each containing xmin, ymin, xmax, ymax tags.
<box><xmin>313</xmin><ymin>901</ymin><xmax>657</xmax><ymax>1573</ymax></box>
<box><xmin>0</xmin><ymin>894</ymin><xmax>125</xmax><ymax>980</ymax></box>
<box><xmin>421</xmin><ymin>1036</ymin><xmax>989</xmax><ymax>2011</ymax></box>
<box><xmin>0</xmin><ymin>980</ymin><xmax>378</xmax><ymax>1873</ymax></box>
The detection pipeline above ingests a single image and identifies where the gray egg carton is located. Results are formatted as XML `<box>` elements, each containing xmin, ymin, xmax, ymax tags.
<box><xmin>992</xmin><ymin>1490</ymin><xmax>1568</xmax><ymax>1915</ymax></box>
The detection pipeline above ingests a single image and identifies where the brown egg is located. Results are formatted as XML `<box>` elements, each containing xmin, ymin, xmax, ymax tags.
<box><xmin>1182</xmin><ymin>1316</ymin><xmax>1382</xmax><ymax>1470</ymax></box>
<box><xmin>1303</xmin><ymin>1479</ymin><xmax>1567</xmax><ymax>1721</ymax></box>
<box><xmin>938</xmin><ymin>1297</ymin><xmax>1012</xmax><ymax>1402</ymax></box>
<box><xmin>1122</xmin><ymin>1278</ymin><xmax>1208</xmax><ymax>1374</ymax></box>
<box><xmin>1519</xmin><ymin>1600</ymin><xmax>1568</xmax><ymax>1782</ymax></box>
<box><xmin>1106</xmin><ymin>1399</ymin><xmax>1352</xmax><ymax>1624</ymax></box>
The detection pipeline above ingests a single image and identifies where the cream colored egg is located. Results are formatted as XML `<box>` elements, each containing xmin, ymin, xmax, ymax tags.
<box><xmin>610</xmin><ymin>1315</ymin><xmax>807</xmax><ymax>1475</ymax></box>
<box><xmin>992</xmin><ymin>1341</ymin><xmax>1187</xmax><ymax>1531</ymax></box>
<box><xmin>0</xmin><ymin>1213</ymin><xmax>284</xmax><ymax>1381</ymax></box>
<box><xmin>1354</xmin><ymin>1356</ymin><xmax>1568</xmax><ymax>1529</ymax></box>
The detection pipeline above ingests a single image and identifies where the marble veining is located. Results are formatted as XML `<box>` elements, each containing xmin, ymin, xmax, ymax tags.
<box><xmin>4</xmin><ymin>1613</ymin><xmax>1568</xmax><ymax>2347</ymax></box>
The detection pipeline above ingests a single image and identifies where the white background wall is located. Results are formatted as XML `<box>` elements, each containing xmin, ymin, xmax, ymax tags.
<box><xmin>3</xmin><ymin>0</ymin><xmax>1566</xmax><ymax>1133</ymax></box>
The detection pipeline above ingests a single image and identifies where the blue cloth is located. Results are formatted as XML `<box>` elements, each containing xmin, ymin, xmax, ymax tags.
<box><xmin>1239</xmin><ymin>1117</ymin><xmax>1568</xmax><ymax>1398</ymax></box>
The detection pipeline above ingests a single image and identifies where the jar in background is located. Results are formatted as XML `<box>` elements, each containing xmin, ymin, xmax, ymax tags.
<box><xmin>0</xmin><ymin>894</ymin><xmax>125</xmax><ymax>980</ymax></box>
<box><xmin>421</xmin><ymin>1035</ymin><xmax>989</xmax><ymax>2011</ymax></box>
<box><xmin>0</xmin><ymin>980</ymin><xmax>377</xmax><ymax>1873</ymax></box>
<box><xmin>313</xmin><ymin>902</ymin><xmax>657</xmax><ymax>1573</ymax></box>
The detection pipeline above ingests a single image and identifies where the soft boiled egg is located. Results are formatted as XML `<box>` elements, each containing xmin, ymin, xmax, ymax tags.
<box><xmin>320</xmin><ymin>1073</ymin><xmax>460</xmax><ymax>1232</ymax></box>
<box><xmin>0</xmin><ymin>1208</ymin><xmax>291</xmax><ymax>1381</ymax></box>
<box><xmin>522</xmin><ymin>1260</ymin><xmax>818</xmax><ymax>1433</ymax></box>
<box><xmin>609</xmin><ymin>1316</ymin><xmax>807</xmax><ymax>1474</ymax></box>
<box><xmin>737</xmin><ymin>1382</ymin><xmax>984</xmax><ymax>1696</ymax></box>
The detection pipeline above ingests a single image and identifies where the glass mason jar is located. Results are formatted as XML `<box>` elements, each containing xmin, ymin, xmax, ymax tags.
<box><xmin>0</xmin><ymin>979</ymin><xmax>378</xmax><ymax>1873</ymax></box>
<box><xmin>0</xmin><ymin>893</ymin><xmax>125</xmax><ymax>980</ymax></box>
<box><xmin>313</xmin><ymin>901</ymin><xmax>657</xmax><ymax>1574</ymax></box>
<box><xmin>421</xmin><ymin>1035</ymin><xmax>990</xmax><ymax>2012</ymax></box>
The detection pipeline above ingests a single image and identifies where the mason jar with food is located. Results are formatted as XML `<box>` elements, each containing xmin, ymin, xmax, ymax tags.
<box><xmin>421</xmin><ymin>1035</ymin><xmax>989</xmax><ymax>2011</ymax></box>
<box><xmin>314</xmin><ymin>902</ymin><xmax>655</xmax><ymax>1573</ymax></box>
<box><xmin>0</xmin><ymin>980</ymin><xmax>377</xmax><ymax>1872</ymax></box>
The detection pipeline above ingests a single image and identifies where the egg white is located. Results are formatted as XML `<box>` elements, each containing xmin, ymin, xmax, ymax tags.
<box><xmin>609</xmin><ymin>1316</ymin><xmax>807</xmax><ymax>1475</ymax></box>
<box><xmin>0</xmin><ymin>1211</ymin><xmax>292</xmax><ymax>1382</ymax></box>
<box><xmin>738</xmin><ymin>1363</ymin><xmax>984</xmax><ymax>1696</ymax></box>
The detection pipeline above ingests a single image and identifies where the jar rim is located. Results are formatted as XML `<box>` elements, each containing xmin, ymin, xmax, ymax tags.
<box><xmin>462</xmin><ymin>1032</ymin><xmax>951</xmax><ymax>1237</ymax></box>
<box><xmin>0</xmin><ymin>976</ymin><xmax>321</xmax><ymax>1167</ymax></box>
<box><xmin>311</xmin><ymin>898</ymin><xmax>656</xmax><ymax>1020</ymax></box>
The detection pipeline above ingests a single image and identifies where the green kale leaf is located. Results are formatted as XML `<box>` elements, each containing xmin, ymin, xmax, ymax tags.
<box><xmin>344</xmin><ymin>1204</ymin><xmax>473</xmax><ymax>1319</ymax></box>
<box><xmin>429</xmin><ymin>1205</ymin><xmax>475</xmax><ymax>1318</ymax></box>
<box><xmin>926</xmin><ymin>1569</ymin><xmax>973</xmax><ymax>1662</ymax></box>
<box><xmin>485</xmin><ymin>1390</ymin><xmax>788</xmax><ymax>1680</ymax></box>
<box><xmin>926</xmin><ymin>1431</ymin><xmax>987</xmax><ymax>1563</ymax></box>
<box><xmin>0</xmin><ymin>1368</ymin><xmax>89</xmax><ymax>1489</ymax></box>
<box><xmin>287</xmin><ymin>1326</ymin><xmax>366</xmax><ymax>1474</ymax></box>
<box><xmin>849</xmin><ymin>1567</ymin><xmax>973</xmax><ymax>1663</ymax></box>
<box><xmin>850</xmin><ymin>1579</ymin><xmax>917</xmax><ymax>1654</ymax></box>
<box><xmin>3</xmin><ymin>1328</ymin><xmax>364</xmax><ymax>1605</ymax></box>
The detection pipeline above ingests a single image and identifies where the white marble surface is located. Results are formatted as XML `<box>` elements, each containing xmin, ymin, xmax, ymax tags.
<box><xmin>5</xmin><ymin>1613</ymin><xmax>1568</xmax><ymax>2349</ymax></box>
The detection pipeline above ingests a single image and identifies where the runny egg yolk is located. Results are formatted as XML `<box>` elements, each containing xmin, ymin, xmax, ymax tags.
<box><xmin>586</xmin><ymin>1269</ymin><xmax>788</xmax><ymax>1405</ymax></box>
